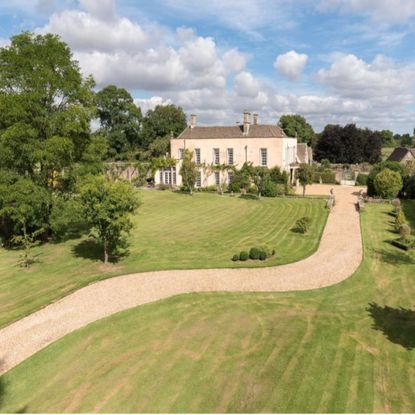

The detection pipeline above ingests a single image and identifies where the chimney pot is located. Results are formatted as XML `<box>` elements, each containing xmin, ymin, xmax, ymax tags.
<box><xmin>253</xmin><ymin>113</ymin><xmax>258</xmax><ymax>125</ymax></box>
<box><xmin>243</xmin><ymin>111</ymin><xmax>251</xmax><ymax>135</ymax></box>
<box><xmin>190</xmin><ymin>114</ymin><xmax>197</xmax><ymax>128</ymax></box>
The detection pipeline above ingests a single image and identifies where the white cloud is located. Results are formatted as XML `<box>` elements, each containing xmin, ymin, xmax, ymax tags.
<box><xmin>79</xmin><ymin>0</ymin><xmax>115</xmax><ymax>21</ymax></box>
<box><xmin>134</xmin><ymin>96</ymin><xmax>172</xmax><ymax>114</ymax></box>
<box><xmin>318</xmin><ymin>0</ymin><xmax>415</xmax><ymax>24</ymax></box>
<box><xmin>234</xmin><ymin>71</ymin><xmax>260</xmax><ymax>97</ymax></box>
<box><xmin>274</xmin><ymin>50</ymin><xmax>308</xmax><ymax>80</ymax></box>
<box><xmin>39</xmin><ymin>10</ymin><xmax>150</xmax><ymax>52</ymax></box>
<box><xmin>223</xmin><ymin>48</ymin><xmax>247</xmax><ymax>74</ymax></box>
<box><xmin>317</xmin><ymin>53</ymin><xmax>415</xmax><ymax>104</ymax></box>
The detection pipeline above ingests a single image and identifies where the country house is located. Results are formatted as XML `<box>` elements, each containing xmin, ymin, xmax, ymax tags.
<box><xmin>158</xmin><ymin>112</ymin><xmax>312</xmax><ymax>187</ymax></box>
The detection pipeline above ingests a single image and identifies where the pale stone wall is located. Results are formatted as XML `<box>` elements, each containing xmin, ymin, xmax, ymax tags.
<box><xmin>167</xmin><ymin>136</ymin><xmax>291</xmax><ymax>187</ymax></box>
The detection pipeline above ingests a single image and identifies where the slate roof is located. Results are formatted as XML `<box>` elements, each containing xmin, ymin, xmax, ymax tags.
<box><xmin>176</xmin><ymin>124</ymin><xmax>288</xmax><ymax>140</ymax></box>
<box><xmin>387</xmin><ymin>147</ymin><xmax>415</xmax><ymax>162</ymax></box>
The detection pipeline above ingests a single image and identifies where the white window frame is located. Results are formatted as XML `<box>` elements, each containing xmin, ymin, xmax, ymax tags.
<box><xmin>227</xmin><ymin>148</ymin><xmax>234</xmax><ymax>165</ymax></box>
<box><xmin>260</xmin><ymin>148</ymin><xmax>267</xmax><ymax>167</ymax></box>
<box><xmin>228</xmin><ymin>171</ymin><xmax>234</xmax><ymax>184</ymax></box>
<box><xmin>213</xmin><ymin>148</ymin><xmax>220</xmax><ymax>165</ymax></box>
<box><xmin>195</xmin><ymin>148</ymin><xmax>201</xmax><ymax>165</ymax></box>
<box><xmin>214</xmin><ymin>171</ymin><xmax>220</xmax><ymax>185</ymax></box>
<box><xmin>178</xmin><ymin>148</ymin><xmax>184</xmax><ymax>160</ymax></box>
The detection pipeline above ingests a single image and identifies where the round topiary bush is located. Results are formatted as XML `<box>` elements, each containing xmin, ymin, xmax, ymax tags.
<box><xmin>232</xmin><ymin>254</ymin><xmax>239</xmax><ymax>262</ymax></box>
<box><xmin>249</xmin><ymin>247</ymin><xmax>260</xmax><ymax>260</ymax></box>
<box><xmin>259</xmin><ymin>250</ymin><xmax>267</xmax><ymax>260</ymax></box>
<box><xmin>374</xmin><ymin>168</ymin><xmax>403</xmax><ymax>199</ymax></box>
<box><xmin>239</xmin><ymin>251</ymin><xmax>249</xmax><ymax>261</ymax></box>
<box><xmin>272</xmin><ymin>249</ymin><xmax>276</xmax><ymax>256</ymax></box>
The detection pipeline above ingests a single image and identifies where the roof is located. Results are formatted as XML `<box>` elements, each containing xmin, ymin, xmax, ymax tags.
<box><xmin>387</xmin><ymin>147</ymin><xmax>415</xmax><ymax>162</ymax></box>
<box><xmin>176</xmin><ymin>124</ymin><xmax>288</xmax><ymax>140</ymax></box>
<box><xmin>297</xmin><ymin>143</ymin><xmax>309</xmax><ymax>164</ymax></box>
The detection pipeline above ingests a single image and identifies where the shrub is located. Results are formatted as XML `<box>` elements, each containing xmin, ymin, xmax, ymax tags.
<box><xmin>239</xmin><ymin>251</ymin><xmax>249</xmax><ymax>261</ymax></box>
<box><xmin>240</xmin><ymin>193</ymin><xmax>259</xmax><ymax>200</ymax></box>
<box><xmin>159</xmin><ymin>184</ymin><xmax>170</xmax><ymax>190</ymax></box>
<box><xmin>294</xmin><ymin>216</ymin><xmax>311</xmax><ymax>234</ymax></box>
<box><xmin>313</xmin><ymin>171</ymin><xmax>336</xmax><ymax>184</ymax></box>
<box><xmin>391</xmin><ymin>238</ymin><xmax>414</xmax><ymax>251</ymax></box>
<box><xmin>356</xmin><ymin>173</ymin><xmax>368</xmax><ymax>186</ymax></box>
<box><xmin>272</xmin><ymin>249</ymin><xmax>276</xmax><ymax>256</ymax></box>
<box><xmin>262</xmin><ymin>180</ymin><xmax>278</xmax><ymax>197</ymax></box>
<box><xmin>258</xmin><ymin>245</ymin><xmax>272</xmax><ymax>258</ymax></box>
<box><xmin>249</xmin><ymin>247</ymin><xmax>261</xmax><ymax>260</ymax></box>
<box><xmin>374</xmin><ymin>168</ymin><xmax>403</xmax><ymax>199</ymax></box>
<box><xmin>259</xmin><ymin>250</ymin><xmax>267</xmax><ymax>261</ymax></box>
<box><xmin>395</xmin><ymin>210</ymin><xmax>406</xmax><ymax>231</ymax></box>
<box><xmin>232</xmin><ymin>254</ymin><xmax>239</xmax><ymax>262</ymax></box>
<box><xmin>399</xmin><ymin>223</ymin><xmax>411</xmax><ymax>238</ymax></box>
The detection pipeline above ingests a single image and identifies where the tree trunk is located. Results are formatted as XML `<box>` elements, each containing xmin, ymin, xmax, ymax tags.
<box><xmin>302</xmin><ymin>185</ymin><xmax>306</xmax><ymax>197</ymax></box>
<box><xmin>104</xmin><ymin>240</ymin><xmax>109</xmax><ymax>264</ymax></box>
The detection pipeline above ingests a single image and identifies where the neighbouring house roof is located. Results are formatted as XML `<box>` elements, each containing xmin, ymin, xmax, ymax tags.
<box><xmin>176</xmin><ymin>124</ymin><xmax>288</xmax><ymax>140</ymax></box>
<box><xmin>387</xmin><ymin>147</ymin><xmax>415</xmax><ymax>162</ymax></box>
<box><xmin>296</xmin><ymin>143</ymin><xmax>309</xmax><ymax>164</ymax></box>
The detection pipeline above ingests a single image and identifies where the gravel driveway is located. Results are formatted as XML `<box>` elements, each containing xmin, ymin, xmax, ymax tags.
<box><xmin>0</xmin><ymin>185</ymin><xmax>363</xmax><ymax>375</ymax></box>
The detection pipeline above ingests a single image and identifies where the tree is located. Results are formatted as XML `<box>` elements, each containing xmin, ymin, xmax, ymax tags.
<box><xmin>367</xmin><ymin>161</ymin><xmax>407</xmax><ymax>196</ymax></box>
<box><xmin>79</xmin><ymin>176</ymin><xmax>140</xmax><ymax>263</ymax></box>
<box><xmin>252</xmin><ymin>166</ymin><xmax>269</xmax><ymax>198</ymax></box>
<box><xmin>374</xmin><ymin>168</ymin><xmax>403</xmax><ymax>199</ymax></box>
<box><xmin>278</xmin><ymin>114</ymin><xmax>316</xmax><ymax>145</ymax></box>
<box><xmin>315</xmin><ymin>123</ymin><xmax>381</xmax><ymax>164</ymax></box>
<box><xmin>297</xmin><ymin>164</ymin><xmax>313</xmax><ymax>196</ymax></box>
<box><xmin>96</xmin><ymin>85</ymin><xmax>142</xmax><ymax>158</ymax></box>
<box><xmin>0</xmin><ymin>177</ymin><xmax>51</xmax><ymax>245</ymax></box>
<box><xmin>140</xmin><ymin>104</ymin><xmax>186</xmax><ymax>148</ymax></box>
<box><xmin>0</xmin><ymin>32</ymin><xmax>95</xmax><ymax>184</ymax></box>
<box><xmin>179</xmin><ymin>149</ymin><xmax>197</xmax><ymax>194</ymax></box>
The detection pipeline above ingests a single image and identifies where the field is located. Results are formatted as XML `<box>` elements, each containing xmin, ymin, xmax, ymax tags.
<box><xmin>0</xmin><ymin>190</ymin><xmax>328</xmax><ymax>328</ymax></box>
<box><xmin>1</xmin><ymin>201</ymin><xmax>414</xmax><ymax>413</ymax></box>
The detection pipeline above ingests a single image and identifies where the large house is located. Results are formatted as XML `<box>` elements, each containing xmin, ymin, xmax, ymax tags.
<box><xmin>157</xmin><ymin>112</ymin><xmax>311</xmax><ymax>188</ymax></box>
<box><xmin>386</xmin><ymin>147</ymin><xmax>415</xmax><ymax>164</ymax></box>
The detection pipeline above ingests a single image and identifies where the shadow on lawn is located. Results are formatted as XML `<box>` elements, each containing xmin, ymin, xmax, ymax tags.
<box><xmin>367</xmin><ymin>303</ymin><xmax>415</xmax><ymax>350</ymax></box>
<box><xmin>72</xmin><ymin>238</ymin><xmax>129</xmax><ymax>263</ymax></box>
<box><xmin>376</xmin><ymin>247</ymin><xmax>415</xmax><ymax>265</ymax></box>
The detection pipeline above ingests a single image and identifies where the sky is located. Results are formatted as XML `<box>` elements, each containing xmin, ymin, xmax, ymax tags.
<box><xmin>1</xmin><ymin>0</ymin><xmax>415</xmax><ymax>133</ymax></box>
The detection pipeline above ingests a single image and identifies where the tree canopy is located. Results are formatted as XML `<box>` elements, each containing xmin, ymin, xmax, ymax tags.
<box><xmin>140</xmin><ymin>104</ymin><xmax>187</xmax><ymax>149</ymax></box>
<box><xmin>315</xmin><ymin>124</ymin><xmax>381</xmax><ymax>164</ymax></box>
<box><xmin>96</xmin><ymin>85</ymin><xmax>142</xmax><ymax>159</ymax></box>
<box><xmin>278</xmin><ymin>114</ymin><xmax>316</xmax><ymax>145</ymax></box>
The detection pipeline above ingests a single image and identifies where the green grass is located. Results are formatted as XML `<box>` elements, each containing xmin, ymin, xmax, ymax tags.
<box><xmin>0</xmin><ymin>190</ymin><xmax>328</xmax><ymax>328</ymax></box>
<box><xmin>1</xmin><ymin>201</ymin><xmax>414</xmax><ymax>413</ymax></box>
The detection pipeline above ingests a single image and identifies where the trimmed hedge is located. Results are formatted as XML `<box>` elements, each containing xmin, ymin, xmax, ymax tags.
<box><xmin>239</xmin><ymin>251</ymin><xmax>249</xmax><ymax>261</ymax></box>
<box><xmin>356</xmin><ymin>173</ymin><xmax>368</xmax><ymax>186</ymax></box>
<box><xmin>312</xmin><ymin>171</ymin><xmax>336</xmax><ymax>184</ymax></box>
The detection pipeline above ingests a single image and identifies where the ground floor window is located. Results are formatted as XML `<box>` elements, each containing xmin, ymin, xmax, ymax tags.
<box><xmin>260</xmin><ymin>148</ymin><xmax>267</xmax><ymax>166</ymax></box>
<box><xmin>228</xmin><ymin>171</ymin><xmax>233</xmax><ymax>184</ymax></box>
<box><xmin>161</xmin><ymin>167</ymin><xmax>176</xmax><ymax>185</ymax></box>
<box><xmin>214</xmin><ymin>171</ymin><xmax>220</xmax><ymax>185</ymax></box>
<box><xmin>196</xmin><ymin>171</ymin><xmax>202</xmax><ymax>187</ymax></box>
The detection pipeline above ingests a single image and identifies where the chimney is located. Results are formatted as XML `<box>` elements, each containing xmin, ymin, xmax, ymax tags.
<box><xmin>190</xmin><ymin>114</ymin><xmax>197</xmax><ymax>128</ymax></box>
<box><xmin>253</xmin><ymin>113</ymin><xmax>258</xmax><ymax>125</ymax></box>
<box><xmin>243</xmin><ymin>111</ymin><xmax>250</xmax><ymax>135</ymax></box>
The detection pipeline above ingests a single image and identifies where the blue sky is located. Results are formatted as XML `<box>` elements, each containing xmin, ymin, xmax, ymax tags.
<box><xmin>1</xmin><ymin>0</ymin><xmax>415</xmax><ymax>133</ymax></box>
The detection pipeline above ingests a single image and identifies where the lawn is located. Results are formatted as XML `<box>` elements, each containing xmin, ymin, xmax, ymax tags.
<box><xmin>0</xmin><ymin>190</ymin><xmax>328</xmax><ymax>328</ymax></box>
<box><xmin>1</xmin><ymin>201</ymin><xmax>414</xmax><ymax>413</ymax></box>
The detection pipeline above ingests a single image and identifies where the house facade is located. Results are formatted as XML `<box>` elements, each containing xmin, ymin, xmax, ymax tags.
<box><xmin>157</xmin><ymin>112</ymin><xmax>308</xmax><ymax>188</ymax></box>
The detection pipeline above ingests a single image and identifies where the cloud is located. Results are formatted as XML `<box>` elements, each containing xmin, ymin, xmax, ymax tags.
<box><xmin>317</xmin><ymin>53</ymin><xmax>415</xmax><ymax>104</ymax></box>
<box><xmin>233</xmin><ymin>71</ymin><xmax>260</xmax><ymax>97</ymax></box>
<box><xmin>134</xmin><ymin>96</ymin><xmax>172</xmax><ymax>114</ymax></box>
<box><xmin>274</xmin><ymin>50</ymin><xmax>308</xmax><ymax>80</ymax></box>
<box><xmin>79</xmin><ymin>0</ymin><xmax>115</xmax><ymax>21</ymax></box>
<box><xmin>318</xmin><ymin>0</ymin><xmax>415</xmax><ymax>24</ymax></box>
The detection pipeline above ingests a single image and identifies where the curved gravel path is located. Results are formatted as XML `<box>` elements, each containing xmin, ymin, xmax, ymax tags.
<box><xmin>0</xmin><ymin>185</ymin><xmax>363</xmax><ymax>375</ymax></box>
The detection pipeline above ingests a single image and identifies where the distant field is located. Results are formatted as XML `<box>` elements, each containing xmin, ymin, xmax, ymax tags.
<box><xmin>1</xmin><ymin>201</ymin><xmax>414</xmax><ymax>413</ymax></box>
<box><xmin>0</xmin><ymin>190</ymin><xmax>328</xmax><ymax>328</ymax></box>
<box><xmin>381</xmin><ymin>147</ymin><xmax>394</xmax><ymax>160</ymax></box>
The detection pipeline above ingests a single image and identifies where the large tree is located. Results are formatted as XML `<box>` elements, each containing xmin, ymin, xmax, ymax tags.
<box><xmin>0</xmin><ymin>32</ymin><xmax>95</xmax><ymax>185</ymax></box>
<box><xmin>278</xmin><ymin>114</ymin><xmax>316</xmax><ymax>145</ymax></box>
<box><xmin>96</xmin><ymin>85</ymin><xmax>142</xmax><ymax>158</ymax></box>
<box><xmin>141</xmin><ymin>104</ymin><xmax>187</xmax><ymax>148</ymax></box>
<box><xmin>315</xmin><ymin>123</ymin><xmax>381</xmax><ymax>164</ymax></box>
